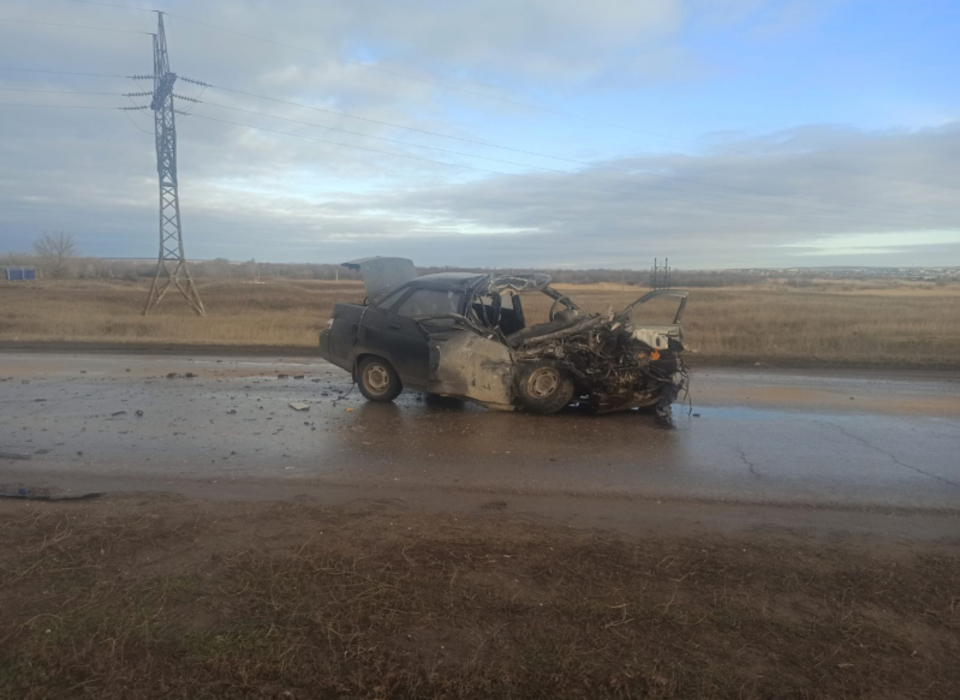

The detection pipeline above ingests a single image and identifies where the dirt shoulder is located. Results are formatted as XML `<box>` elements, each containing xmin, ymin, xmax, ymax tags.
<box><xmin>1</xmin><ymin>494</ymin><xmax>957</xmax><ymax>700</ymax></box>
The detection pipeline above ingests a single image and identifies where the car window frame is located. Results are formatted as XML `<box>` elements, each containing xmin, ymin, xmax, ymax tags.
<box><xmin>374</xmin><ymin>284</ymin><xmax>415</xmax><ymax>312</ymax></box>
<box><xmin>394</xmin><ymin>286</ymin><xmax>465</xmax><ymax>319</ymax></box>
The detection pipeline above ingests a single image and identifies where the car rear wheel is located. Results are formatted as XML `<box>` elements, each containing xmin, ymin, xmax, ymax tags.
<box><xmin>515</xmin><ymin>361</ymin><xmax>574</xmax><ymax>414</ymax></box>
<box><xmin>357</xmin><ymin>356</ymin><xmax>402</xmax><ymax>402</ymax></box>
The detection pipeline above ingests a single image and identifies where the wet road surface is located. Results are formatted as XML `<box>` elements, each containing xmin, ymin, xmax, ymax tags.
<box><xmin>2</xmin><ymin>351</ymin><xmax>959</xmax><ymax>513</ymax></box>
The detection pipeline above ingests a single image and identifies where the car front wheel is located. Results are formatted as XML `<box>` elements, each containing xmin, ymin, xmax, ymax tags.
<box><xmin>515</xmin><ymin>361</ymin><xmax>574</xmax><ymax>414</ymax></box>
<box><xmin>357</xmin><ymin>356</ymin><xmax>403</xmax><ymax>402</ymax></box>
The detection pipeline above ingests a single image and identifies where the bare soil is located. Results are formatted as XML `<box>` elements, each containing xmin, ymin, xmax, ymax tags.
<box><xmin>1</xmin><ymin>494</ymin><xmax>957</xmax><ymax>699</ymax></box>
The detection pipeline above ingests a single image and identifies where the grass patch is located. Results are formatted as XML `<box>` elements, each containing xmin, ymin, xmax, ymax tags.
<box><xmin>0</xmin><ymin>497</ymin><xmax>957</xmax><ymax>699</ymax></box>
<box><xmin>2</xmin><ymin>278</ymin><xmax>960</xmax><ymax>366</ymax></box>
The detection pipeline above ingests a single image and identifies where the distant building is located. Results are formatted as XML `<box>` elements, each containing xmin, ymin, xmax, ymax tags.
<box><xmin>3</xmin><ymin>267</ymin><xmax>37</xmax><ymax>281</ymax></box>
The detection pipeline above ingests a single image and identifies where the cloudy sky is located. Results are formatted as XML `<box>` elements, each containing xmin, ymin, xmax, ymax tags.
<box><xmin>1</xmin><ymin>0</ymin><xmax>958</xmax><ymax>269</ymax></box>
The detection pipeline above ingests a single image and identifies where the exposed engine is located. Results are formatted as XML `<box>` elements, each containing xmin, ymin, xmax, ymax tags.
<box><xmin>512</xmin><ymin>312</ymin><xmax>689</xmax><ymax>421</ymax></box>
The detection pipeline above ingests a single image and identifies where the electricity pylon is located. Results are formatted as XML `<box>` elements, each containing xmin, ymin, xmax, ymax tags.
<box><xmin>139</xmin><ymin>12</ymin><xmax>204</xmax><ymax>315</ymax></box>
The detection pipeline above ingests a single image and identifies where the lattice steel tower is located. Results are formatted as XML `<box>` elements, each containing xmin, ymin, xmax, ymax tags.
<box><xmin>141</xmin><ymin>12</ymin><xmax>204</xmax><ymax>315</ymax></box>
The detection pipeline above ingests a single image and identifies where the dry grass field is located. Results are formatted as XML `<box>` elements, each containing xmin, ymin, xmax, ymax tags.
<box><xmin>2</xmin><ymin>278</ymin><xmax>960</xmax><ymax>367</ymax></box>
<box><xmin>1</xmin><ymin>496</ymin><xmax>957</xmax><ymax>699</ymax></box>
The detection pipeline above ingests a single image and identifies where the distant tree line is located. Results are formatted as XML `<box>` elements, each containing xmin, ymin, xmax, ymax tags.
<box><xmin>7</xmin><ymin>234</ymin><xmax>952</xmax><ymax>287</ymax></box>
<box><xmin>1</xmin><ymin>250</ymin><xmax>803</xmax><ymax>288</ymax></box>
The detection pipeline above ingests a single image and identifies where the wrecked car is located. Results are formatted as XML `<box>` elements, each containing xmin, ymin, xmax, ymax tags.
<box><xmin>319</xmin><ymin>257</ymin><xmax>689</xmax><ymax>420</ymax></box>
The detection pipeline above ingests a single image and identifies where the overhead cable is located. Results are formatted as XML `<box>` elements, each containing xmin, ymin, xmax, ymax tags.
<box><xmin>0</xmin><ymin>17</ymin><xmax>150</xmax><ymax>34</ymax></box>
<box><xmin>186</xmin><ymin>96</ymin><xmax>951</xmax><ymax>228</ymax></box>
<box><xmin>189</xmin><ymin>80</ymin><xmax>959</xmax><ymax>223</ymax></box>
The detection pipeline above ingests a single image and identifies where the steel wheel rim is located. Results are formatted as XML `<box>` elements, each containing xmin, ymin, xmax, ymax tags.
<box><xmin>363</xmin><ymin>364</ymin><xmax>390</xmax><ymax>395</ymax></box>
<box><xmin>527</xmin><ymin>367</ymin><xmax>560</xmax><ymax>398</ymax></box>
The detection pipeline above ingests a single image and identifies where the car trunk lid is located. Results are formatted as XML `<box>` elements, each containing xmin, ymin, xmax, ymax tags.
<box><xmin>341</xmin><ymin>257</ymin><xmax>417</xmax><ymax>301</ymax></box>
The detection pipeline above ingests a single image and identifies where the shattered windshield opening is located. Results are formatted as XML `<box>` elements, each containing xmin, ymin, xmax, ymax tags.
<box><xmin>514</xmin><ymin>288</ymin><xmax>581</xmax><ymax>327</ymax></box>
<box><xmin>471</xmin><ymin>287</ymin><xmax>583</xmax><ymax>336</ymax></box>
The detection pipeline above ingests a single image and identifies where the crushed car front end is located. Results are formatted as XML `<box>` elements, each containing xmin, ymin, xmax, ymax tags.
<box><xmin>435</xmin><ymin>276</ymin><xmax>689</xmax><ymax>420</ymax></box>
<box><xmin>504</xmin><ymin>290</ymin><xmax>689</xmax><ymax>420</ymax></box>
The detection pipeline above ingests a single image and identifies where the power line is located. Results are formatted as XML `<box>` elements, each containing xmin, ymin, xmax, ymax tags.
<box><xmin>4</xmin><ymin>85</ymin><xmax>955</xmax><ymax>227</ymax></box>
<box><xmin>0</xmin><ymin>66</ymin><xmax>128</xmax><ymax>78</ymax></box>
<box><xmin>54</xmin><ymin>0</ymin><xmax>924</xmax><ymax>182</ymax></box>
<box><xmin>2</xmin><ymin>98</ymin><xmax>950</xmax><ymax>230</ymax></box>
<box><xmin>185</xmin><ymin>96</ymin><xmax>950</xmax><ymax>229</ymax></box>
<box><xmin>0</xmin><ymin>17</ymin><xmax>150</xmax><ymax>34</ymax></box>
<box><xmin>162</xmin><ymin>11</ymin><xmax>662</xmax><ymax>138</ymax></box>
<box><xmin>176</xmin><ymin>84</ymin><xmax>207</xmax><ymax>123</ymax></box>
<box><xmin>58</xmin><ymin>0</ymin><xmax>796</xmax><ymax>154</ymax></box>
<box><xmin>0</xmin><ymin>87</ymin><xmax>121</xmax><ymax>95</ymax></box>
<box><xmin>191</xmin><ymin>81</ymin><xmax>958</xmax><ymax>225</ymax></box>
<box><xmin>0</xmin><ymin>101</ymin><xmax>117</xmax><ymax>109</ymax></box>
<box><xmin>58</xmin><ymin>0</ymin><xmax>153</xmax><ymax>10</ymax></box>
<box><xmin>120</xmin><ymin>106</ymin><xmax>151</xmax><ymax>133</ymax></box>
<box><xmin>159</xmin><ymin>14</ymin><xmax>960</xmax><ymax>195</ymax></box>
<box><xmin>172</xmin><ymin>111</ymin><xmax>945</xmax><ymax>231</ymax></box>
<box><xmin>48</xmin><ymin>0</ymin><xmax>960</xmax><ymax>194</ymax></box>
<box><xmin>121</xmin><ymin>91</ymin><xmax>152</xmax><ymax>132</ymax></box>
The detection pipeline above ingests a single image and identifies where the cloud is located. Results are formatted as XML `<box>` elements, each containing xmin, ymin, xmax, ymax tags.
<box><xmin>3</xmin><ymin>96</ymin><xmax>958</xmax><ymax>268</ymax></box>
<box><xmin>0</xmin><ymin>0</ymin><xmax>957</xmax><ymax>269</ymax></box>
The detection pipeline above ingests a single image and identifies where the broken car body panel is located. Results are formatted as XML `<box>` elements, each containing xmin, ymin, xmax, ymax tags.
<box><xmin>618</xmin><ymin>289</ymin><xmax>688</xmax><ymax>351</ymax></box>
<box><xmin>427</xmin><ymin>326</ymin><xmax>515</xmax><ymax>411</ymax></box>
<box><xmin>319</xmin><ymin>262</ymin><xmax>689</xmax><ymax>417</ymax></box>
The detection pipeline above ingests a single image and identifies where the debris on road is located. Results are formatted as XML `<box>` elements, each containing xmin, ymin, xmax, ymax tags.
<box><xmin>289</xmin><ymin>402</ymin><xmax>310</xmax><ymax>411</ymax></box>
<box><xmin>111</xmin><ymin>411</ymin><xmax>126</xmax><ymax>417</ymax></box>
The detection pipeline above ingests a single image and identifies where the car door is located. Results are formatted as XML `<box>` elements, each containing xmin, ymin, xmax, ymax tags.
<box><xmin>427</xmin><ymin>329</ymin><xmax>515</xmax><ymax>410</ymax></box>
<box><xmin>377</xmin><ymin>287</ymin><xmax>464</xmax><ymax>389</ymax></box>
<box><xmin>618</xmin><ymin>290</ymin><xmax>689</xmax><ymax>345</ymax></box>
<box><xmin>351</xmin><ymin>285</ymin><xmax>406</xmax><ymax>367</ymax></box>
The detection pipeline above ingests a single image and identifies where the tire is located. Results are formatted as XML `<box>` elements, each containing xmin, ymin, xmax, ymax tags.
<box><xmin>357</xmin><ymin>356</ymin><xmax>403</xmax><ymax>402</ymax></box>
<box><xmin>515</xmin><ymin>361</ymin><xmax>575</xmax><ymax>414</ymax></box>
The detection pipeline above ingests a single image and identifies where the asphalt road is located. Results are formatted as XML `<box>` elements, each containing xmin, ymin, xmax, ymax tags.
<box><xmin>2</xmin><ymin>351</ymin><xmax>959</xmax><ymax>518</ymax></box>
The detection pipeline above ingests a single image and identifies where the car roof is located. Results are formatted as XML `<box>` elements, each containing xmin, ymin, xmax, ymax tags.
<box><xmin>413</xmin><ymin>272</ymin><xmax>490</xmax><ymax>289</ymax></box>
